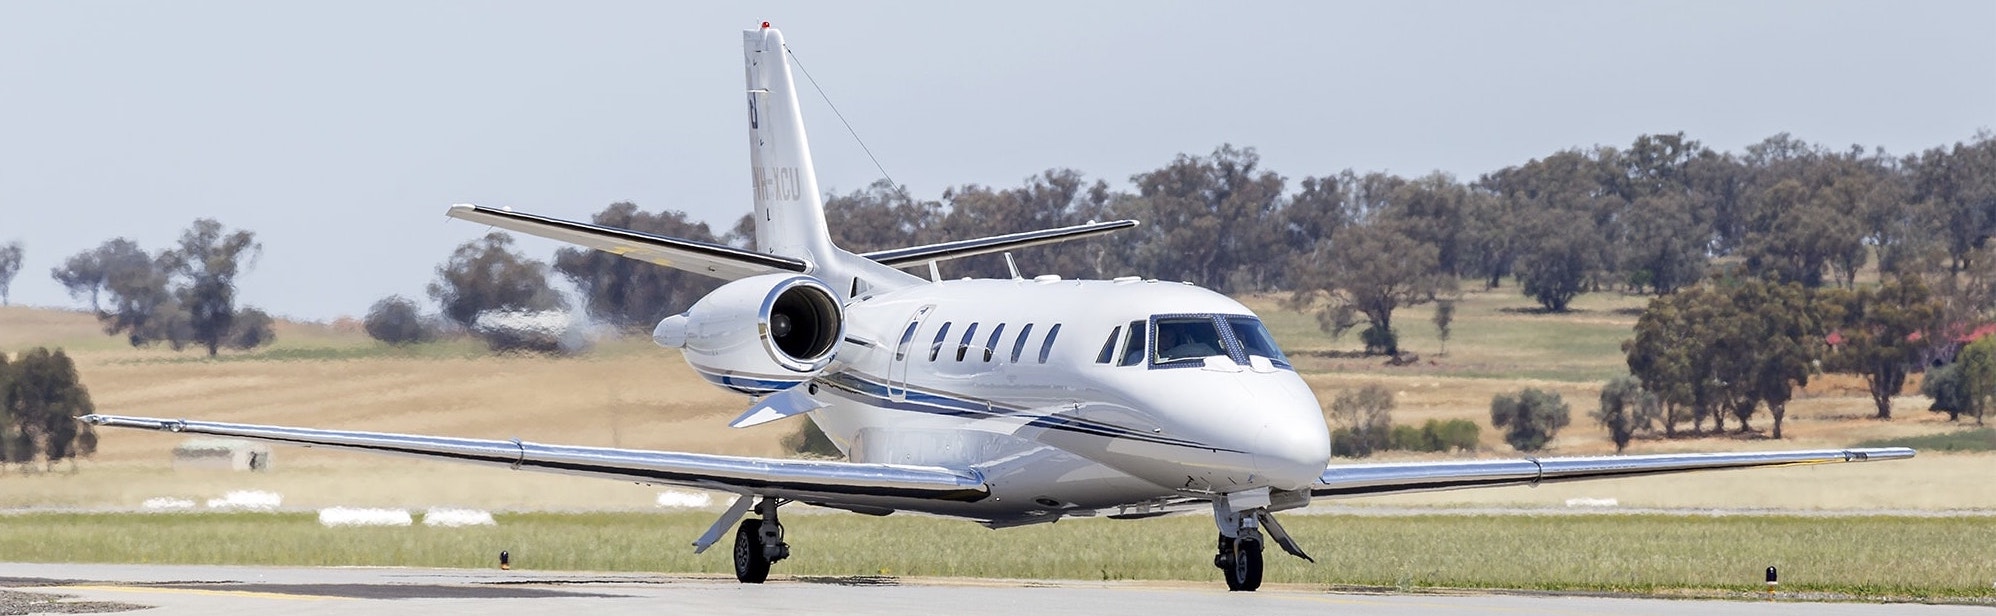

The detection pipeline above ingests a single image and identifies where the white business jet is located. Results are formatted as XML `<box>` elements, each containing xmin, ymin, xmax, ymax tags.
<box><xmin>83</xmin><ymin>23</ymin><xmax>1914</xmax><ymax>591</ymax></box>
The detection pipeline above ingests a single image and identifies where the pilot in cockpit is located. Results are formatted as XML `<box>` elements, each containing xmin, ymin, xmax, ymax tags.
<box><xmin>1155</xmin><ymin>319</ymin><xmax>1219</xmax><ymax>362</ymax></box>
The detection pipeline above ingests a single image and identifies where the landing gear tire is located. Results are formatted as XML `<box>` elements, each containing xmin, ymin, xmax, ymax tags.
<box><xmin>733</xmin><ymin>519</ymin><xmax>771</xmax><ymax>583</ymax></box>
<box><xmin>1216</xmin><ymin>535</ymin><xmax>1263</xmax><ymax>592</ymax></box>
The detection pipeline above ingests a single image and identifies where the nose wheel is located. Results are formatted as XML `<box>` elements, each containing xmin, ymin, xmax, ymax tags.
<box><xmin>1210</xmin><ymin>489</ymin><xmax>1313</xmax><ymax>592</ymax></box>
<box><xmin>1214</xmin><ymin>532</ymin><xmax>1264</xmax><ymax>591</ymax></box>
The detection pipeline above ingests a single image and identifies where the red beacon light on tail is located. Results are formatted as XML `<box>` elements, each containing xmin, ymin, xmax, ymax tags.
<box><xmin>761</xmin><ymin>21</ymin><xmax>771</xmax><ymax>29</ymax></box>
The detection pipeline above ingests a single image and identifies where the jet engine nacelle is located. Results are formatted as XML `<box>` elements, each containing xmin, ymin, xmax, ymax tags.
<box><xmin>653</xmin><ymin>274</ymin><xmax>844</xmax><ymax>395</ymax></box>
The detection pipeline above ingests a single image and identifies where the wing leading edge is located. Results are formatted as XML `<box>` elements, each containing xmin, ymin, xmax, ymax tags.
<box><xmin>446</xmin><ymin>204</ymin><xmax>809</xmax><ymax>281</ymax></box>
<box><xmin>860</xmin><ymin>220</ymin><xmax>1138</xmax><ymax>268</ymax></box>
<box><xmin>1311</xmin><ymin>447</ymin><xmax>1914</xmax><ymax>498</ymax></box>
<box><xmin>81</xmin><ymin>414</ymin><xmax>987</xmax><ymax>503</ymax></box>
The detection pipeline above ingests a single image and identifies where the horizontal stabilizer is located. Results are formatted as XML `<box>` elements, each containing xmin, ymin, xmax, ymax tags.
<box><xmin>82</xmin><ymin>414</ymin><xmax>987</xmax><ymax>503</ymax></box>
<box><xmin>1312</xmin><ymin>447</ymin><xmax>1915</xmax><ymax>498</ymax></box>
<box><xmin>861</xmin><ymin>220</ymin><xmax>1138</xmax><ymax>268</ymax></box>
<box><xmin>447</xmin><ymin>204</ymin><xmax>809</xmax><ymax>281</ymax></box>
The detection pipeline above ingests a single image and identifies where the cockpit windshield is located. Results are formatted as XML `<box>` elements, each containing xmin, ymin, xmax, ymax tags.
<box><xmin>1153</xmin><ymin>317</ymin><xmax>1226</xmax><ymax>364</ymax></box>
<box><xmin>1228</xmin><ymin>316</ymin><xmax>1290</xmax><ymax>365</ymax></box>
<box><xmin>1142</xmin><ymin>314</ymin><xmax>1292</xmax><ymax>370</ymax></box>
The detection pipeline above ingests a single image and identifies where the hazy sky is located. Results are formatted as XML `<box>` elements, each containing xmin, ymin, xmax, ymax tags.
<box><xmin>2</xmin><ymin>1</ymin><xmax>1990</xmax><ymax>321</ymax></box>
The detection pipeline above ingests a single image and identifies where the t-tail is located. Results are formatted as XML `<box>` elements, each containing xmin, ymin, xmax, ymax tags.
<box><xmin>744</xmin><ymin>23</ymin><xmax>837</xmax><ymax>267</ymax></box>
<box><xmin>444</xmin><ymin>23</ymin><xmax>1137</xmax><ymax>297</ymax></box>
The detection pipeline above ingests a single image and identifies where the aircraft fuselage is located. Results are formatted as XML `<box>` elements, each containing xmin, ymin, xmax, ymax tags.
<box><xmin>794</xmin><ymin>276</ymin><xmax>1333</xmax><ymax>525</ymax></box>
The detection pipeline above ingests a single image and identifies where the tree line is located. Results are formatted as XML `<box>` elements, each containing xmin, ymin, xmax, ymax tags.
<box><xmin>8</xmin><ymin>129</ymin><xmax>1993</xmax><ymax>358</ymax></box>
<box><xmin>354</xmin><ymin>129</ymin><xmax>1996</xmax><ymax>450</ymax></box>
<box><xmin>48</xmin><ymin>220</ymin><xmax>275</xmax><ymax>356</ymax></box>
<box><xmin>419</xmin><ymin>132</ymin><xmax>1988</xmax><ymax>354</ymax></box>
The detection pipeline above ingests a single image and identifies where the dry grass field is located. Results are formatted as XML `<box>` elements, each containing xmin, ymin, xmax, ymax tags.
<box><xmin>0</xmin><ymin>288</ymin><xmax>1989</xmax><ymax>513</ymax></box>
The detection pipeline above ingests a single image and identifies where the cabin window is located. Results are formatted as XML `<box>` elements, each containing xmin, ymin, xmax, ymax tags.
<box><xmin>983</xmin><ymin>324</ymin><xmax>1006</xmax><ymax>362</ymax></box>
<box><xmin>929</xmin><ymin>322</ymin><xmax>952</xmax><ymax>362</ymax></box>
<box><xmin>1095</xmin><ymin>326</ymin><xmax>1122</xmax><ymax>364</ymax></box>
<box><xmin>1117</xmin><ymin>320</ymin><xmax>1147</xmax><ymax>367</ymax></box>
<box><xmin>1153</xmin><ymin>316</ymin><xmax>1225</xmax><ymax>365</ymax></box>
<box><xmin>1010</xmin><ymin>324</ymin><xmax>1035</xmax><ymax>363</ymax></box>
<box><xmin>1039</xmin><ymin>324</ymin><xmax>1062</xmax><ymax>364</ymax></box>
<box><xmin>957</xmin><ymin>323</ymin><xmax>979</xmax><ymax>361</ymax></box>
<box><xmin>894</xmin><ymin>322</ymin><xmax>920</xmax><ymax>361</ymax></box>
<box><xmin>1228</xmin><ymin>316</ymin><xmax>1291</xmax><ymax>366</ymax></box>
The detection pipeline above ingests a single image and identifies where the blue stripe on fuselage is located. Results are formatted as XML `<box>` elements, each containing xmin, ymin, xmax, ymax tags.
<box><xmin>696</xmin><ymin>371</ymin><xmax>804</xmax><ymax>395</ymax></box>
<box><xmin>813</xmin><ymin>371</ymin><xmax>1237</xmax><ymax>453</ymax></box>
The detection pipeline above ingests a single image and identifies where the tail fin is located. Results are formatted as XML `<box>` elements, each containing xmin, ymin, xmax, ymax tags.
<box><xmin>744</xmin><ymin>24</ymin><xmax>836</xmax><ymax>264</ymax></box>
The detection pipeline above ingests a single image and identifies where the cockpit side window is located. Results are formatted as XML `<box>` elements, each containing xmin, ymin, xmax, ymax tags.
<box><xmin>1116</xmin><ymin>319</ymin><xmax>1147</xmax><ymax>367</ymax></box>
<box><xmin>1095</xmin><ymin>326</ymin><xmax>1122</xmax><ymax>364</ymax></box>
<box><xmin>1228</xmin><ymin>316</ymin><xmax>1291</xmax><ymax>367</ymax></box>
<box><xmin>1152</xmin><ymin>316</ymin><xmax>1225</xmax><ymax>366</ymax></box>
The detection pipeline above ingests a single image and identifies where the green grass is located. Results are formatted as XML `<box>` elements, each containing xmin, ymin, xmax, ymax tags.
<box><xmin>3</xmin><ymin>511</ymin><xmax>1992</xmax><ymax>600</ymax></box>
<box><xmin>1855</xmin><ymin>428</ymin><xmax>1996</xmax><ymax>452</ymax></box>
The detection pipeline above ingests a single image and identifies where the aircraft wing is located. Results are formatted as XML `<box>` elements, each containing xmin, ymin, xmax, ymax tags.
<box><xmin>1310</xmin><ymin>447</ymin><xmax>1914</xmax><ymax>498</ymax></box>
<box><xmin>80</xmin><ymin>414</ymin><xmax>987</xmax><ymax>504</ymax></box>
<box><xmin>446</xmin><ymin>204</ymin><xmax>809</xmax><ymax>281</ymax></box>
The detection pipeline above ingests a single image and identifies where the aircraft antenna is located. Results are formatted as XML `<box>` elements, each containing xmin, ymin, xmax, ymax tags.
<box><xmin>784</xmin><ymin>44</ymin><xmax>914</xmax><ymax>203</ymax></box>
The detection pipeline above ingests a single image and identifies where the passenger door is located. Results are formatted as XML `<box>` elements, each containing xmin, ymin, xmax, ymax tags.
<box><xmin>887</xmin><ymin>305</ymin><xmax>934</xmax><ymax>402</ymax></box>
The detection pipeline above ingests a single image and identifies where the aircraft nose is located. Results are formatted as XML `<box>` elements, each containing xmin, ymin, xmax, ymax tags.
<box><xmin>1253</xmin><ymin>403</ymin><xmax>1332</xmax><ymax>490</ymax></box>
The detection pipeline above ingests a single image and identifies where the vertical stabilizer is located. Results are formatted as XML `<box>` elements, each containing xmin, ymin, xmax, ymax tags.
<box><xmin>744</xmin><ymin>25</ymin><xmax>836</xmax><ymax>265</ymax></box>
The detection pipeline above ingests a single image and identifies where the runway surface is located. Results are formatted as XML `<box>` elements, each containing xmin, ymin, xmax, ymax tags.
<box><xmin>0</xmin><ymin>563</ymin><xmax>1983</xmax><ymax>616</ymax></box>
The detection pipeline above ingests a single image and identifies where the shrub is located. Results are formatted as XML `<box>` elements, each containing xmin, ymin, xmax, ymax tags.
<box><xmin>1490</xmin><ymin>387</ymin><xmax>1571</xmax><ymax>452</ymax></box>
<box><xmin>1389</xmin><ymin>424</ymin><xmax>1429</xmax><ymax>452</ymax></box>
<box><xmin>1328</xmin><ymin>383</ymin><xmax>1394</xmax><ymax>457</ymax></box>
<box><xmin>1359</xmin><ymin>325</ymin><xmax>1399</xmax><ymax>357</ymax></box>
<box><xmin>1427</xmin><ymin>418</ymin><xmax>1480</xmax><ymax>452</ymax></box>
<box><xmin>364</xmin><ymin>296</ymin><xmax>432</xmax><ymax>346</ymax></box>
<box><xmin>1382</xmin><ymin>419</ymin><xmax>1481</xmax><ymax>453</ymax></box>
<box><xmin>227</xmin><ymin>307</ymin><xmax>277</xmax><ymax>350</ymax></box>
<box><xmin>1923</xmin><ymin>363</ymin><xmax>1967</xmax><ymax>422</ymax></box>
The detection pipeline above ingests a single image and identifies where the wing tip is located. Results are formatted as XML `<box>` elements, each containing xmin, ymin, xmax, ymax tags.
<box><xmin>1847</xmin><ymin>446</ymin><xmax>1916</xmax><ymax>461</ymax></box>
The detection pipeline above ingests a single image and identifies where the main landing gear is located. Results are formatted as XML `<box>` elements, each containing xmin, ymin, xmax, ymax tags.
<box><xmin>732</xmin><ymin>498</ymin><xmax>791</xmax><ymax>583</ymax></box>
<box><xmin>1211</xmin><ymin>489</ymin><xmax>1313</xmax><ymax>592</ymax></box>
<box><xmin>692</xmin><ymin>495</ymin><xmax>791</xmax><ymax>584</ymax></box>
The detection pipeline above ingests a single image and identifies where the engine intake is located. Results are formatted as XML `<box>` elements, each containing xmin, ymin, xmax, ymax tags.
<box><xmin>654</xmin><ymin>274</ymin><xmax>844</xmax><ymax>394</ymax></box>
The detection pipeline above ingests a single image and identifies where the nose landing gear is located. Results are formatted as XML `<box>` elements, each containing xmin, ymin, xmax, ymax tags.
<box><xmin>1212</xmin><ymin>488</ymin><xmax>1313</xmax><ymax>592</ymax></box>
<box><xmin>1214</xmin><ymin>531</ymin><xmax>1265</xmax><ymax>591</ymax></box>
